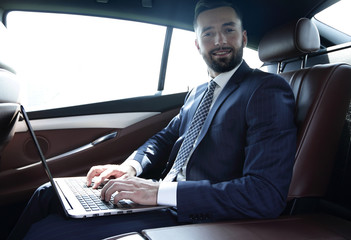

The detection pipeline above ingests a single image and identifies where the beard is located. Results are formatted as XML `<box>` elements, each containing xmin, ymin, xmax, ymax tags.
<box><xmin>203</xmin><ymin>43</ymin><xmax>244</xmax><ymax>74</ymax></box>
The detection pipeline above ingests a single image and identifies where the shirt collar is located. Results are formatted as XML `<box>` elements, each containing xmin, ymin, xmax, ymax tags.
<box><xmin>212</xmin><ymin>60</ymin><xmax>243</xmax><ymax>89</ymax></box>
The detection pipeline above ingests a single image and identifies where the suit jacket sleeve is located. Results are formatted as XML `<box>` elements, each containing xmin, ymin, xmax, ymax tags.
<box><xmin>176</xmin><ymin>74</ymin><xmax>297</xmax><ymax>222</ymax></box>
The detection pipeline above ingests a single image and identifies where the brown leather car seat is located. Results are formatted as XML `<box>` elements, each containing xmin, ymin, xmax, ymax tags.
<box><xmin>259</xmin><ymin>18</ymin><xmax>351</xmax><ymax>211</ymax></box>
<box><xmin>0</xmin><ymin>23</ymin><xmax>20</xmax><ymax>157</ymax></box>
<box><xmin>101</xmin><ymin>18</ymin><xmax>351</xmax><ymax>240</ymax></box>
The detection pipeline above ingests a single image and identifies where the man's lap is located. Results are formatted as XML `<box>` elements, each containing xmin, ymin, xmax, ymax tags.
<box><xmin>24</xmin><ymin>208</ymin><xmax>180</xmax><ymax>240</ymax></box>
<box><xmin>12</xmin><ymin>183</ymin><xmax>181</xmax><ymax>240</ymax></box>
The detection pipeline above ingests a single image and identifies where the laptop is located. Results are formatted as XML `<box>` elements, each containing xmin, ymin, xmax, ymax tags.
<box><xmin>20</xmin><ymin>105</ymin><xmax>169</xmax><ymax>218</ymax></box>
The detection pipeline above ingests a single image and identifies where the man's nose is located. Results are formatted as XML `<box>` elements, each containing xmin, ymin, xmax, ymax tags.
<box><xmin>214</xmin><ymin>32</ymin><xmax>227</xmax><ymax>46</ymax></box>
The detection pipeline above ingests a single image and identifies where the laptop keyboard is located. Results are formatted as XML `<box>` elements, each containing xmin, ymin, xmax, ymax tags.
<box><xmin>65</xmin><ymin>178</ymin><xmax>134</xmax><ymax>212</ymax></box>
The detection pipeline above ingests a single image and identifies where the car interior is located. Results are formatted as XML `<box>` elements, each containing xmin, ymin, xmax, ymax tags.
<box><xmin>0</xmin><ymin>0</ymin><xmax>351</xmax><ymax>239</ymax></box>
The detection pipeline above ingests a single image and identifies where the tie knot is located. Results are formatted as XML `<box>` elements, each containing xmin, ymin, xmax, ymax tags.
<box><xmin>208</xmin><ymin>80</ymin><xmax>217</xmax><ymax>91</ymax></box>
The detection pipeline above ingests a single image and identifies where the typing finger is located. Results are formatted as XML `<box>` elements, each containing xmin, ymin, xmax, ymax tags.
<box><xmin>112</xmin><ymin>191</ymin><xmax>134</xmax><ymax>204</ymax></box>
<box><xmin>101</xmin><ymin>180</ymin><xmax>133</xmax><ymax>202</ymax></box>
<box><xmin>86</xmin><ymin>166</ymin><xmax>104</xmax><ymax>186</ymax></box>
<box><xmin>92</xmin><ymin>168</ymin><xmax>114</xmax><ymax>189</ymax></box>
<box><xmin>100</xmin><ymin>179</ymin><xmax>115</xmax><ymax>201</ymax></box>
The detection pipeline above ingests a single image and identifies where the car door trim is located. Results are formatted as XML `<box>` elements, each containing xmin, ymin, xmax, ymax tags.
<box><xmin>15</xmin><ymin>112</ymin><xmax>160</xmax><ymax>132</ymax></box>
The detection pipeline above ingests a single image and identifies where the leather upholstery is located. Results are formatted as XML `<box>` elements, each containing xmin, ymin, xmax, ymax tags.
<box><xmin>258</xmin><ymin>18</ymin><xmax>320</xmax><ymax>62</ymax></box>
<box><xmin>258</xmin><ymin>18</ymin><xmax>351</xmax><ymax>199</ymax></box>
<box><xmin>0</xmin><ymin>103</ymin><xmax>20</xmax><ymax>153</ymax></box>
<box><xmin>0</xmin><ymin>69</ymin><xmax>20</xmax><ymax>103</ymax></box>
<box><xmin>0</xmin><ymin>23</ymin><xmax>16</xmax><ymax>74</ymax></box>
<box><xmin>141</xmin><ymin>214</ymin><xmax>351</xmax><ymax>240</ymax></box>
<box><xmin>282</xmin><ymin>63</ymin><xmax>351</xmax><ymax>199</ymax></box>
<box><xmin>0</xmin><ymin>23</ymin><xmax>20</xmax><ymax>154</ymax></box>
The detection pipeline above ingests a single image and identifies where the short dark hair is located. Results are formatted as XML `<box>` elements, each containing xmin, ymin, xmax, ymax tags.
<box><xmin>193</xmin><ymin>0</ymin><xmax>244</xmax><ymax>30</ymax></box>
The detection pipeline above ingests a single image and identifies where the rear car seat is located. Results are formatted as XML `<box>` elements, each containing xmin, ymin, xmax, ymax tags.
<box><xmin>259</xmin><ymin>18</ymin><xmax>351</xmax><ymax>213</ymax></box>
<box><xmin>104</xmin><ymin>18</ymin><xmax>351</xmax><ymax>239</ymax></box>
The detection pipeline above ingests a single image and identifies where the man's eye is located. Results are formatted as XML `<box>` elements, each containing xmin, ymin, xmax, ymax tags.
<box><xmin>202</xmin><ymin>32</ymin><xmax>212</xmax><ymax>37</ymax></box>
<box><xmin>226</xmin><ymin>28</ymin><xmax>235</xmax><ymax>33</ymax></box>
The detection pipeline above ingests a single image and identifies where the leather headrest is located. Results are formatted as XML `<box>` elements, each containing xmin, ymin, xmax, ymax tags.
<box><xmin>0</xmin><ymin>22</ymin><xmax>20</xmax><ymax>103</ymax></box>
<box><xmin>258</xmin><ymin>18</ymin><xmax>320</xmax><ymax>63</ymax></box>
<box><xmin>0</xmin><ymin>22</ymin><xmax>16</xmax><ymax>74</ymax></box>
<box><xmin>0</xmin><ymin>69</ymin><xmax>20</xmax><ymax>103</ymax></box>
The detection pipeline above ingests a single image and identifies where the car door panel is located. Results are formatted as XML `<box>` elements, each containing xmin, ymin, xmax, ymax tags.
<box><xmin>0</xmin><ymin>93</ymin><xmax>184</xmax><ymax>206</ymax></box>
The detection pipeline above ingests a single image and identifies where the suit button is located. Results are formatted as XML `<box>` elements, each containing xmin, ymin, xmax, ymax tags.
<box><xmin>190</xmin><ymin>214</ymin><xmax>200</xmax><ymax>221</ymax></box>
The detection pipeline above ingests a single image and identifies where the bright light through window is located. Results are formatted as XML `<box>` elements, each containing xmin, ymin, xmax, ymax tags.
<box><xmin>7</xmin><ymin>12</ymin><xmax>166</xmax><ymax>111</ymax></box>
<box><xmin>315</xmin><ymin>0</ymin><xmax>351</xmax><ymax>36</ymax></box>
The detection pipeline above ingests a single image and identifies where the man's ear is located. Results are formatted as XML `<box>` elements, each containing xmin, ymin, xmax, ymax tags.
<box><xmin>195</xmin><ymin>39</ymin><xmax>200</xmax><ymax>52</ymax></box>
<box><xmin>242</xmin><ymin>30</ymin><xmax>248</xmax><ymax>48</ymax></box>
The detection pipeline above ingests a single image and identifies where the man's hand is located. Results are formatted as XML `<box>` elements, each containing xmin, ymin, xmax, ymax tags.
<box><xmin>86</xmin><ymin>164</ymin><xmax>137</xmax><ymax>189</ymax></box>
<box><xmin>100</xmin><ymin>177</ymin><xmax>159</xmax><ymax>206</ymax></box>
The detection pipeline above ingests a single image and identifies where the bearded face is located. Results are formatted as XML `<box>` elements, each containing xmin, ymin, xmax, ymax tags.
<box><xmin>195</xmin><ymin>7</ymin><xmax>247</xmax><ymax>77</ymax></box>
<box><xmin>202</xmin><ymin>41</ymin><xmax>244</xmax><ymax>74</ymax></box>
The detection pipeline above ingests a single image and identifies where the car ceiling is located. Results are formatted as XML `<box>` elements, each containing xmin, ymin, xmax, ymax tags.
<box><xmin>0</xmin><ymin>0</ymin><xmax>339</xmax><ymax>49</ymax></box>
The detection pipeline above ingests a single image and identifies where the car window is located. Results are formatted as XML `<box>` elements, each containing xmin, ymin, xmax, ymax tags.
<box><xmin>7</xmin><ymin>11</ymin><xmax>166</xmax><ymax>111</ymax></box>
<box><xmin>314</xmin><ymin>0</ymin><xmax>351</xmax><ymax>36</ymax></box>
<box><xmin>7</xmin><ymin>11</ymin><xmax>263</xmax><ymax>111</ymax></box>
<box><xmin>164</xmin><ymin>28</ymin><xmax>209</xmax><ymax>93</ymax></box>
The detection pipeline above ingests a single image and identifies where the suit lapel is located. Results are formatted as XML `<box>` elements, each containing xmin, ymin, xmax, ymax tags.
<box><xmin>194</xmin><ymin>61</ymin><xmax>253</xmax><ymax>148</ymax></box>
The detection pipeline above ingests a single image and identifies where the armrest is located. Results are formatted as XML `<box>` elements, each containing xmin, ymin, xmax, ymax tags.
<box><xmin>103</xmin><ymin>232</ymin><xmax>145</xmax><ymax>240</ymax></box>
<box><xmin>47</xmin><ymin>131</ymin><xmax>117</xmax><ymax>161</ymax></box>
<box><xmin>141</xmin><ymin>214</ymin><xmax>351</xmax><ymax>240</ymax></box>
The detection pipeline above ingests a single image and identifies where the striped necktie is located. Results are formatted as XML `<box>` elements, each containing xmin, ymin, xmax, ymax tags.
<box><xmin>163</xmin><ymin>80</ymin><xmax>217</xmax><ymax>181</ymax></box>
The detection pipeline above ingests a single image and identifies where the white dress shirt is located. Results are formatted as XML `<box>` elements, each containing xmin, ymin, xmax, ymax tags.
<box><xmin>125</xmin><ymin>62</ymin><xmax>242</xmax><ymax>206</ymax></box>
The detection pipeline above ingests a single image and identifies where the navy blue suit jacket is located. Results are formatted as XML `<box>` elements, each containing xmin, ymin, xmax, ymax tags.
<box><xmin>134</xmin><ymin>61</ymin><xmax>296</xmax><ymax>223</ymax></box>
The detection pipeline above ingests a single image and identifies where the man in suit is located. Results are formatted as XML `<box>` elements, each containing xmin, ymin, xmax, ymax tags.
<box><xmin>10</xmin><ymin>0</ymin><xmax>296</xmax><ymax>239</ymax></box>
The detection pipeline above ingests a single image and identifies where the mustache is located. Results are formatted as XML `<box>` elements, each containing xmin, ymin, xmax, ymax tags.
<box><xmin>210</xmin><ymin>47</ymin><xmax>234</xmax><ymax>55</ymax></box>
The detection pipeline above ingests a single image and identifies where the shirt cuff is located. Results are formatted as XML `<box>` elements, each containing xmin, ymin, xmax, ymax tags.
<box><xmin>157</xmin><ymin>181</ymin><xmax>178</xmax><ymax>207</ymax></box>
<box><xmin>124</xmin><ymin>151</ymin><xmax>143</xmax><ymax>176</ymax></box>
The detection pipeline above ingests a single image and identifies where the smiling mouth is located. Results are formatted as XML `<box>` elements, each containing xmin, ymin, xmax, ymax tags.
<box><xmin>211</xmin><ymin>48</ymin><xmax>233</xmax><ymax>57</ymax></box>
